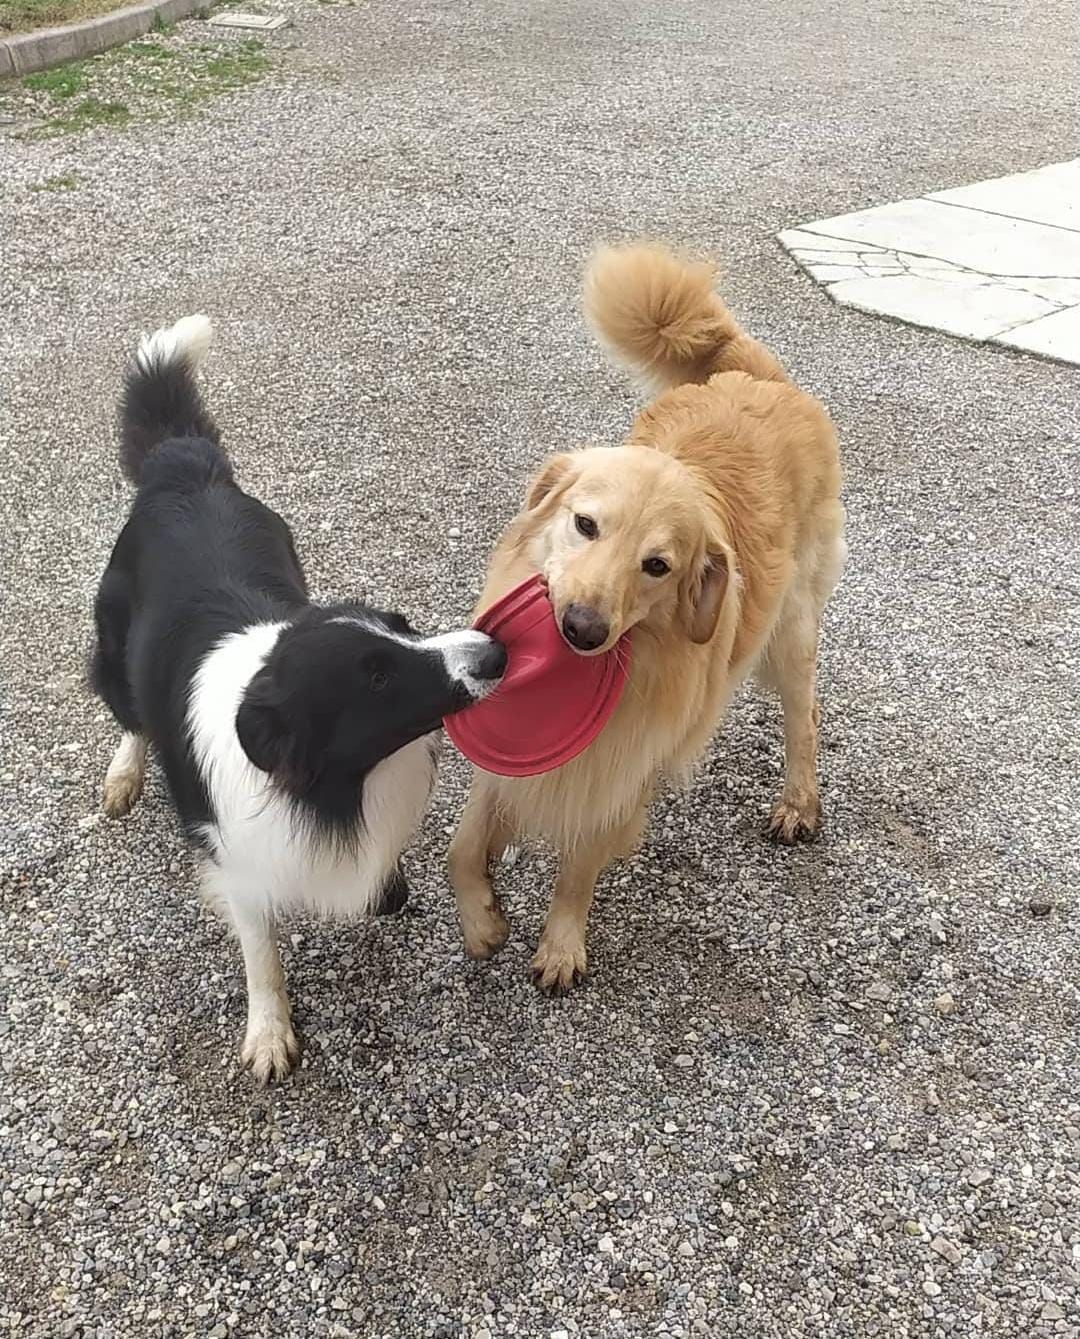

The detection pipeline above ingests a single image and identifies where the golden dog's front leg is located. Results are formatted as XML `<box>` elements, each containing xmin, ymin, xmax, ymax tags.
<box><xmin>532</xmin><ymin>804</ymin><xmax>647</xmax><ymax>994</ymax></box>
<box><xmin>448</xmin><ymin>772</ymin><xmax>512</xmax><ymax>960</ymax></box>
<box><xmin>761</xmin><ymin>613</ymin><xmax>822</xmax><ymax>843</ymax></box>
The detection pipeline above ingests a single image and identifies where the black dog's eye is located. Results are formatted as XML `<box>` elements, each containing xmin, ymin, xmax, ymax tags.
<box><xmin>370</xmin><ymin>670</ymin><xmax>390</xmax><ymax>692</ymax></box>
<box><xmin>642</xmin><ymin>557</ymin><xmax>670</xmax><ymax>578</ymax></box>
<box><xmin>575</xmin><ymin>514</ymin><xmax>598</xmax><ymax>539</ymax></box>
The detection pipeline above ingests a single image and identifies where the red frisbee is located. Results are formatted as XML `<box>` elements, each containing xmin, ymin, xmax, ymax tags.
<box><xmin>444</xmin><ymin>576</ymin><xmax>631</xmax><ymax>777</ymax></box>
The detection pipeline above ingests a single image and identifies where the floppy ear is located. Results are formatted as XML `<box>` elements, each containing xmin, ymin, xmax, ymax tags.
<box><xmin>525</xmin><ymin>453</ymin><xmax>578</xmax><ymax>512</ymax></box>
<box><xmin>235</xmin><ymin>670</ymin><xmax>289</xmax><ymax>775</ymax></box>
<box><xmin>680</xmin><ymin>551</ymin><xmax>730</xmax><ymax>645</ymax></box>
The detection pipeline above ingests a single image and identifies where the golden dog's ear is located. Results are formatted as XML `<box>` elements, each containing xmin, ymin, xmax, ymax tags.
<box><xmin>680</xmin><ymin>551</ymin><xmax>729</xmax><ymax>644</ymax></box>
<box><xmin>525</xmin><ymin>453</ymin><xmax>578</xmax><ymax>512</ymax></box>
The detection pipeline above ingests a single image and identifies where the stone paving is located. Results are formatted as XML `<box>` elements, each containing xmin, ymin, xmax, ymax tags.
<box><xmin>780</xmin><ymin>158</ymin><xmax>1080</xmax><ymax>364</ymax></box>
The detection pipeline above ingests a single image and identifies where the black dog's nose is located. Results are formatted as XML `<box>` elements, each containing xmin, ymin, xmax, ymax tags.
<box><xmin>561</xmin><ymin>604</ymin><xmax>609</xmax><ymax>652</ymax></box>
<box><xmin>476</xmin><ymin>638</ymin><xmax>508</xmax><ymax>680</ymax></box>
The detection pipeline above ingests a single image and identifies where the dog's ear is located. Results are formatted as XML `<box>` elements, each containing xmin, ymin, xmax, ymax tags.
<box><xmin>525</xmin><ymin>453</ymin><xmax>578</xmax><ymax>512</ymax></box>
<box><xmin>235</xmin><ymin>670</ymin><xmax>289</xmax><ymax>775</ymax></box>
<box><xmin>680</xmin><ymin>551</ymin><xmax>730</xmax><ymax>645</ymax></box>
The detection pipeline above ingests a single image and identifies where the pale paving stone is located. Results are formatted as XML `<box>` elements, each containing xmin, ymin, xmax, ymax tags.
<box><xmin>827</xmin><ymin>273</ymin><xmax>1057</xmax><ymax>341</ymax></box>
<box><xmin>799</xmin><ymin>198</ymin><xmax>1080</xmax><ymax>278</ymax></box>
<box><xmin>928</xmin><ymin>158</ymin><xmax>1080</xmax><ymax>232</ymax></box>
<box><xmin>995</xmin><ymin>304</ymin><xmax>1080</xmax><ymax>361</ymax></box>
<box><xmin>805</xmin><ymin>264</ymin><xmax>871</xmax><ymax>282</ymax></box>
<box><xmin>1003</xmin><ymin>276</ymin><xmax>1080</xmax><ymax>305</ymax></box>
<box><xmin>778</xmin><ymin>228</ymin><xmax>887</xmax><ymax>253</ymax></box>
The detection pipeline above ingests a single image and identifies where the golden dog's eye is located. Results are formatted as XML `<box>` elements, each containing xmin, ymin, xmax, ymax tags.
<box><xmin>642</xmin><ymin>557</ymin><xmax>670</xmax><ymax>578</ymax></box>
<box><xmin>575</xmin><ymin>514</ymin><xmax>598</xmax><ymax>539</ymax></box>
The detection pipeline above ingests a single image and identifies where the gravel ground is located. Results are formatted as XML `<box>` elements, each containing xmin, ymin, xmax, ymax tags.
<box><xmin>1</xmin><ymin>1</ymin><xmax>1078</xmax><ymax>1336</ymax></box>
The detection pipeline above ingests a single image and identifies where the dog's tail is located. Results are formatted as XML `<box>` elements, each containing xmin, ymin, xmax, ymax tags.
<box><xmin>583</xmin><ymin>243</ymin><xmax>788</xmax><ymax>393</ymax></box>
<box><xmin>120</xmin><ymin>315</ymin><xmax>220</xmax><ymax>484</ymax></box>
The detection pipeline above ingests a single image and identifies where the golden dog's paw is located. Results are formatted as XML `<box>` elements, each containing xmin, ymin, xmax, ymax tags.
<box><xmin>241</xmin><ymin>1014</ymin><xmax>300</xmax><ymax>1084</ymax></box>
<box><xmin>102</xmin><ymin>770</ymin><xmax>143</xmax><ymax>819</ymax></box>
<box><xmin>461</xmin><ymin>904</ymin><xmax>511</xmax><ymax>961</ymax></box>
<box><xmin>766</xmin><ymin>795</ymin><xmax>822</xmax><ymax>844</ymax></box>
<box><xmin>530</xmin><ymin>934</ymin><xmax>588</xmax><ymax>995</ymax></box>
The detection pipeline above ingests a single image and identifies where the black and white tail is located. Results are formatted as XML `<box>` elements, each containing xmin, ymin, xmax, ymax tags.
<box><xmin>120</xmin><ymin>315</ymin><xmax>219</xmax><ymax>484</ymax></box>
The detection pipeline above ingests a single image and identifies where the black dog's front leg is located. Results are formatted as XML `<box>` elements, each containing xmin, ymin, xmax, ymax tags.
<box><xmin>374</xmin><ymin>864</ymin><xmax>410</xmax><ymax>916</ymax></box>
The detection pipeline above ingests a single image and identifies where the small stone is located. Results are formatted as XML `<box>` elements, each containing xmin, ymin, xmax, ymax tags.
<box><xmin>922</xmin><ymin>1280</ymin><xmax>941</xmax><ymax>1298</ymax></box>
<box><xmin>931</xmin><ymin>1235</ymin><xmax>962</xmax><ymax>1265</ymax></box>
<box><xmin>904</xmin><ymin>1220</ymin><xmax>923</xmax><ymax>1236</ymax></box>
<box><xmin>1028</xmin><ymin>897</ymin><xmax>1052</xmax><ymax>918</ymax></box>
<box><xmin>1041</xmin><ymin>1302</ymin><xmax>1065</xmax><ymax>1321</ymax></box>
<box><xmin>448</xmin><ymin>526</ymin><xmax>462</xmax><ymax>539</ymax></box>
<box><xmin>967</xmin><ymin>1167</ymin><xmax>993</xmax><ymax>1187</ymax></box>
<box><xmin>866</xmin><ymin>981</ymin><xmax>892</xmax><ymax>1002</ymax></box>
<box><xmin>24</xmin><ymin>1186</ymin><xmax>42</xmax><ymax>1207</ymax></box>
<box><xmin>935</xmin><ymin>992</ymin><xmax>956</xmax><ymax>1015</ymax></box>
<box><xmin>673</xmin><ymin>1054</ymin><xmax>694</xmax><ymax>1068</ymax></box>
<box><xmin>598</xmin><ymin>1235</ymin><xmax>616</xmax><ymax>1255</ymax></box>
<box><xmin>677</xmin><ymin>1241</ymin><xmax>695</xmax><ymax>1258</ymax></box>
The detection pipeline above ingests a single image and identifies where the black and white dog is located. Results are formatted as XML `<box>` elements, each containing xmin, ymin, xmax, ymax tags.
<box><xmin>91</xmin><ymin>316</ymin><xmax>505</xmax><ymax>1081</ymax></box>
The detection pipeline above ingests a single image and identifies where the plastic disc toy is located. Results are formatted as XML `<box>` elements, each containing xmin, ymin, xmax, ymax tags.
<box><xmin>444</xmin><ymin>575</ymin><xmax>631</xmax><ymax>777</ymax></box>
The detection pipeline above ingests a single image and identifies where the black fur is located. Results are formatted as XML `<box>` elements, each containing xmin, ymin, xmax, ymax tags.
<box><xmin>119</xmin><ymin>344</ymin><xmax>220</xmax><ymax>484</ymax></box>
<box><xmin>91</xmin><ymin>334</ymin><xmax>504</xmax><ymax>849</ymax></box>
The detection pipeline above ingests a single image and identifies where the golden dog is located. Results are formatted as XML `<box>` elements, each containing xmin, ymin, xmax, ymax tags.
<box><xmin>449</xmin><ymin>244</ymin><xmax>846</xmax><ymax>991</ymax></box>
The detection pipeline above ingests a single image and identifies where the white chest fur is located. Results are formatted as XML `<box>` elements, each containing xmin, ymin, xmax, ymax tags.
<box><xmin>187</xmin><ymin>623</ymin><xmax>437</xmax><ymax>915</ymax></box>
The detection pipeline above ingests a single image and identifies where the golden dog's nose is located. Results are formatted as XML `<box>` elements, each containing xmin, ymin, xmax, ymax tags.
<box><xmin>561</xmin><ymin>604</ymin><xmax>609</xmax><ymax>652</ymax></box>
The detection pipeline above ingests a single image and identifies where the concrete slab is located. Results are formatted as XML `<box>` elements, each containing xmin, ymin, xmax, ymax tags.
<box><xmin>781</xmin><ymin>158</ymin><xmax>1080</xmax><ymax>364</ymax></box>
<box><xmin>997</xmin><ymin>304</ymin><xmax>1080</xmax><ymax>361</ymax></box>
<box><xmin>928</xmin><ymin>158</ymin><xmax>1080</xmax><ymax>232</ymax></box>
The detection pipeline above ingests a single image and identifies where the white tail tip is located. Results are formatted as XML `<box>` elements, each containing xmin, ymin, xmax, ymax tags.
<box><xmin>135</xmin><ymin>314</ymin><xmax>213</xmax><ymax>375</ymax></box>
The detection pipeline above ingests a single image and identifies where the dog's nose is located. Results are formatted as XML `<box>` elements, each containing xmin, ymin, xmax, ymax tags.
<box><xmin>475</xmin><ymin>638</ymin><xmax>508</xmax><ymax>680</ymax></box>
<box><xmin>561</xmin><ymin>604</ymin><xmax>610</xmax><ymax>652</ymax></box>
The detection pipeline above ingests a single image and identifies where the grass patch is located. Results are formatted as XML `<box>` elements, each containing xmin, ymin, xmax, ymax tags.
<box><xmin>23</xmin><ymin>62</ymin><xmax>85</xmax><ymax>97</ymax></box>
<box><xmin>41</xmin><ymin>93</ymin><xmax>129</xmax><ymax>131</ymax></box>
<box><xmin>200</xmin><ymin>38</ymin><xmax>267</xmax><ymax>83</ymax></box>
<box><xmin>126</xmin><ymin>38</ymin><xmax>175</xmax><ymax>61</ymax></box>
<box><xmin>0</xmin><ymin>0</ymin><xmax>129</xmax><ymax>35</ymax></box>
<box><xmin>29</xmin><ymin>171</ymin><xmax>82</xmax><ymax>190</ymax></box>
<box><xmin>7</xmin><ymin>27</ymin><xmax>272</xmax><ymax>138</ymax></box>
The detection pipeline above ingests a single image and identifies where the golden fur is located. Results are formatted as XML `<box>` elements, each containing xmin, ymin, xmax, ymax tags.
<box><xmin>449</xmin><ymin>243</ymin><xmax>846</xmax><ymax>990</ymax></box>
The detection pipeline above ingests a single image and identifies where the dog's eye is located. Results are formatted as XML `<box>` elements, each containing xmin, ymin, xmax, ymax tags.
<box><xmin>642</xmin><ymin>557</ymin><xmax>670</xmax><ymax>578</ymax></box>
<box><xmin>575</xmin><ymin>514</ymin><xmax>598</xmax><ymax>539</ymax></box>
<box><xmin>370</xmin><ymin>670</ymin><xmax>389</xmax><ymax>692</ymax></box>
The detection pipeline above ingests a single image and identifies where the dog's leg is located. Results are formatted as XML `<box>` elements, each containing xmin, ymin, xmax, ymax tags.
<box><xmin>102</xmin><ymin>732</ymin><xmax>148</xmax><ymax>818</ymax></box>
<box><xmin>448</xmin><ymin>774</ymin><xmax>512</xmax><ymax>960</ymax></box>
<box><xmin>761</xmin><ymin>609</ymin><xmax>822</xmax><ymax>843</ymax></box>
<box><xmin>225</xmin><ymin>894</ymin><xmax>299</xmax><ymax>1083</ymax></box>
<box><xmin>375</xmin><ymin>863</ymin><xmax>410</xmax><ymax>916</ymax></box>
<box><xmin>532</xmin><ymin>803</ymin><xmax>647</xmax><ymax>994</ymax></box>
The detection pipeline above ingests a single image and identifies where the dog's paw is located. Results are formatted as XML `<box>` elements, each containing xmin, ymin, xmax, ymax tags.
<box><xmin>461</xmin><ymin>903</ymin><xmax>510</xmax><ymax>961</ymax></box>
<box><xmin>766</xmin><ymin>795</ymin><xmax>821</xmax><ymax>844</ymax></box>
<box><xmin>241</xmin><ymin>1012</ymin><xmax>299</xmax><ymax>1084</ymax></box>
<box><xmin>102</xmin><ymin>769</ymin><xmax>143</xmax><ymax>819</ymax></box>
<box><xmin>531</xmin><ymin>934</ymin><xmax>588</xmax><ymax>995</ymax></box>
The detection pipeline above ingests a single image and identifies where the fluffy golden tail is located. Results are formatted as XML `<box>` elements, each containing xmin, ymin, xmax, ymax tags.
<box><xmin>583</xmin><ymin>243</ymin><xmax>787</xmax><ymax>392</ymax></box>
